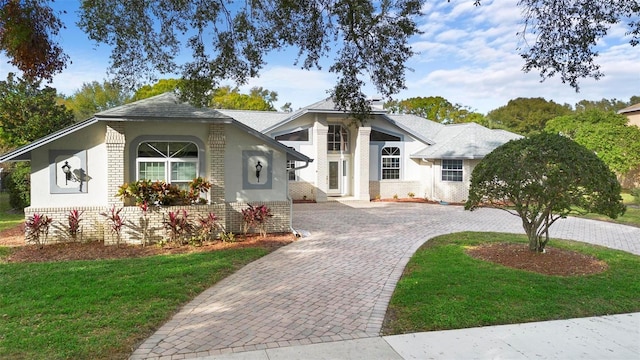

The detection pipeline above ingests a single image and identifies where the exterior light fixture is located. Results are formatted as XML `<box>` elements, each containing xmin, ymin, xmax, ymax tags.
<box><xmin>61</xmin><ymin>161</ymin><xmax>72</xmax><ymax>184</ymax></box>
<box><xmin>255</xmin><ymin>161</ymin><xmax>263</xmax><ymax>183</ymax></box>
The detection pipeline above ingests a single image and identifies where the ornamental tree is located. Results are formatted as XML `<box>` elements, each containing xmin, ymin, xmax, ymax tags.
<box><xmin>465</xmin><ymin>132</ymin><xmax>625</xmax><ymax>253</ymax></box>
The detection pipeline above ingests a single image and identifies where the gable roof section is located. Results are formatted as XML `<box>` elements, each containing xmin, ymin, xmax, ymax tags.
<box><xmin>411</xmin><ymin>122</ymin><xmax>522</xmax><ymax>160</ymax></box>
<box><xmin>0</xmin><ymin>92</ymin><xmax>311</xmax><ymax>163</ymax></box>
<box><xmin>96</xmin><ymin>92</ymin><xmax>232</xmax><ymax>121</ymax></box>
<box><xmin>0</xmin><ymin>117</ymin><xmax>99</xmax><ymax>162</ymax></box>
<box><xmin>383</xmin><ymin>114</ymin><xmax>443</xmax><ymax>145</ymax></box>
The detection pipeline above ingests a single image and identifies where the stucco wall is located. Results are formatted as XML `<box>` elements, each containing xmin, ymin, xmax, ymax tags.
<box><xmin>29</xmin><ymin>123</ymin><xmax>108</xmax><ymax>208</ymax></box>
<box><xmin>426</xmin><ymin>159</ymin><xmax>479</xmax><ymax>203</ymax></box>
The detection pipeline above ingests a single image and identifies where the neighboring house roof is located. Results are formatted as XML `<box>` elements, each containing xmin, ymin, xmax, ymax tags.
<box><xmin>0</xmin><ymin>92</ymin><xmax>312</xmax><ymax>164</ymax></box>
<box><xmin>411</xmin><ymin>122</ymin><xmax>522</xmax><ymax>160</ymax></box>
<box><xmin>618</xmin><ymin>103</ymin><xmax>640</xmax><ymax>114</ymax></box>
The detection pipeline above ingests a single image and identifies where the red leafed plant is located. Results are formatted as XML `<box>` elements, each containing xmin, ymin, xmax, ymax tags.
<box><xmin>25</xmin><ymin>213</ymin><xmax>53</xmax><ymax>248</ymax></box>
<box><xmin>241</xmin><ymin>204</ymin><xmax>273</xmax><ymax>237</ymax></box>
<box><xmin>67</xmin><ymin>209</ymin><xmax>84</xmax><ymax>241</ymax></box>
<box><xmin>101</xmin><ymin>205</ymin><xmax>124</xmax><ymax>246</ymax></box>
<box><xmin>163</xmin><ymin>210</ymin><xmax>193</xmax><ymax>245</ymax></box>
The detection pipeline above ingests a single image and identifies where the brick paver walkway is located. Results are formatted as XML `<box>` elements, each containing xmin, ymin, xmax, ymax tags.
<box><xmin>130</xmin><ymin>202</ymin><xmax>640</xmax><ymax>359</ymax></box>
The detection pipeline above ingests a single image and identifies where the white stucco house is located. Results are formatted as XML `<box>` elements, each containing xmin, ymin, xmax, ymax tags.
<box><xmin>220</xmin><ymin>97</ymin><xmax>521</xmax><ymax>203</ymax></box>
<box><xmin>0</xmin><ymin>93</ymin><xmax>311</xmax><ymax>244</ymax></box>
<box><xmin>0</xmin><ymin>92</ymin><xmax>520</xmax><ymax>244</ymax></box>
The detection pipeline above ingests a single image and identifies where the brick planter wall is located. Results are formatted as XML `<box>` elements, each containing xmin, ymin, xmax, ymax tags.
<box><xmin>24</xmin><ymin>200</ymin><xmax>292</xmax><ymax>245</ymax></box>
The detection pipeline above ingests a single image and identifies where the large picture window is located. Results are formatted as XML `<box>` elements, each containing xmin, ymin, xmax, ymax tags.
<box><xmin>328</xmin><ymin>124</ymin><xmax>349</xmax><ymax>152</ymax></box>
<box><xmin>381</xmin><ymin>147</ymin><xmax>400</xmax><ymax>180</ymax></box>
<box><xmin>137</xmin><ymin>141</ymin><xmax>199</xmax><ymax>188</ymax></box>
<box><xmin>442</xmin><ymin>159</ymin><xmax>463</xmax><ymax>182</ymax></box>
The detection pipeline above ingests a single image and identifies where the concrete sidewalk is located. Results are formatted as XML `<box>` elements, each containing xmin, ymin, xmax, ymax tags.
<box><xmin>197</xmin><ymin>313</ymin><xmax>640</xmax><ymax>359</ymax></box>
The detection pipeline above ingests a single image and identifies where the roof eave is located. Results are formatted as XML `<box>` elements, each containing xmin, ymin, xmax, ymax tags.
<box><xmin>0</xmin><ymin>117</ymin><xmax>99</xmax><ymax>163</ymax></box>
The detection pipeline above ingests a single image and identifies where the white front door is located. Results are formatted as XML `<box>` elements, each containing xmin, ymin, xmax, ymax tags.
<box><xmin>328</xmin><ymin>156</ymin><xmax>350</xmax><ymax>196</ymax></box>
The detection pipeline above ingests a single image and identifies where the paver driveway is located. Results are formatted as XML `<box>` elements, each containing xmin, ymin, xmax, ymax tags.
<box><xmin>131</xmin><ymin>202</ymin><xmax>640</xmax><ymax>359</ymax></box>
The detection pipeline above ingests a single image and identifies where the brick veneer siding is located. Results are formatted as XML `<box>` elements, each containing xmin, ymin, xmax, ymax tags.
<box><xmin>289</xmin><ymin>181</ymin><xmax>316</xmax><ymax>201</ymax></box>
<box><xmin>24</xmin><ymin>201</ymin><xmax>292</xmax><ymax>245</ymax></box>
<box><xmin>369</xmin><ymin>181</ymin><xmax>422</xmax><ymax>200</ymax></box>
<box><xmin>25</xmin><ymin>206</ymin><xmax>107</xmax><ymax>244</ymax></box>
<box><xmin>208</xmin><ymin>124</ymin><xmax>226</xmax><ymax>204</ymax></box>
<box><xmin>105</xmin><ymin>123</ymin><xmax>126</xmax><ymax>207</ymax></box>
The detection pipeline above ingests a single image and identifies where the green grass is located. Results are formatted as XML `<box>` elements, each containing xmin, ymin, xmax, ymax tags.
<box><xmin>384</xmin><ymin>232</ymin><xmax>640</xmax><ymax>335</ymax></box>
<box><xmin>0</xmin><ymin>249</ymin><xmax>269</xmax><ymax>359</ymax></box>
<box><xmin>576</xmin><ymin>193</ymin><xmax>640</xmax><ymax>227</ymax></box>
<box><xmin>0</xmin><ymin>193</ymin><xmax>23</xmax><ymax>232</ymax></box>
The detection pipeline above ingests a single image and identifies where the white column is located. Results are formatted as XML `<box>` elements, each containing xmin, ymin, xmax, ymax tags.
<box><xmin>354</xmin><ymin>126</ymin><xmax>371</xmax><ymax>200</ymax></box>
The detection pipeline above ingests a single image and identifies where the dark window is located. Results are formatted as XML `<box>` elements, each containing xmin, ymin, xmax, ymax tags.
<box><xmin>275</xmin><ymin>129</ymin><xmax>309</xmax><ymax>142</ymax></box>
<box><xmin>370</xmin><ymin>129</ymin><xmax>401</xmax><ymax>142</ymax></box>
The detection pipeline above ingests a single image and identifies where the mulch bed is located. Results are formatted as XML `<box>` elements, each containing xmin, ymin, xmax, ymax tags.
<box><xmin>466</xmin><ymin>242</ymin><xmax>608</xmax><ymax>276</ymax></box>
<box><xmin>1</xmin><ymin>228</ymin><xmax>296</xmax><ymax>263</ymax></box>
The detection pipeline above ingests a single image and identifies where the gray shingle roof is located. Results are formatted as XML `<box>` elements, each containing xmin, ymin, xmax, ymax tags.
<box><xmin>96</xmin><ymin>92</ymin><xmax>232</xmax><ymax>120</ymax></box>
<box><xmin>411</xmin><ymin>123</ymin><xmax>522</xmax><ymax>159</ymax></box>
<box><xmin>216</xmin><ymin>109</ymin><xmax>290</xmax><ymax>132</ymax></box>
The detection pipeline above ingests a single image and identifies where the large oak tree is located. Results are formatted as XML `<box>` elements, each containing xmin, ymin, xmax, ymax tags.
<box><xmin>1</xmin><ymin>1</ymin><xmax>638</xmax><ymax>114</ymax></box>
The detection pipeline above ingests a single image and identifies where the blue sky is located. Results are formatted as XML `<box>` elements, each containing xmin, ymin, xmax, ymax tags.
<box><xmin>0</xmin><ymin>0</ymin><xmax>638</xmax><ymax>114</ymax></box>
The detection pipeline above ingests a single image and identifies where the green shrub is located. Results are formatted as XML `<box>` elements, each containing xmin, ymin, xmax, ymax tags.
<box><xmin>5</xmin><ymin>163</ymin><xmax>30</xmax><ymax>209</ymax></box>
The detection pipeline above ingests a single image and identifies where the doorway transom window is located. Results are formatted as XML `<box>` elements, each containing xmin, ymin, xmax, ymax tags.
<box><xmin>327</xmin><ymin>124</ymin><xmax>349</xmax><ymax>152</ymax></box>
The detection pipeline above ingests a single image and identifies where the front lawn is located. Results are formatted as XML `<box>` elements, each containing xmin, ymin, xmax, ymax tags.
<box><xmin>383</xmin><ymin>232</ymin><xmax>640</xmax><ymax>335</ymax></box>
<box><xmin>0</xmin><ymin>249</ymin><xmax>269</xmax><ymax>359</ymax></box>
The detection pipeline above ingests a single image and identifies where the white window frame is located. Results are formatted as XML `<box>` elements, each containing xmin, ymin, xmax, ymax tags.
<box><xmin>136</xmin><ymin>141</ymin><xmax>199</xmax><ymax>188</ymax></box>
<box><xmin>441</xmin><ymin>159</ymin><xmax>463</xmax><ymax>182</ymax></box>
<box><xmin>327</xmin><ymin>124</ymin><xmax>349</xmax><ymax>152</ymax></box>
<box><xmin>381</xmin><ymin>147</ymin><xmax>401</xmax><ymax>180</ymax></box>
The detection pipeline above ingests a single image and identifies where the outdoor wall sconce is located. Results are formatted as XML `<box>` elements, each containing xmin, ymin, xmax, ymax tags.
<box><xmin>61</xmin><ymin>161</ymin><xmax>72</xmax><ymax>185</ymax></box>
<box><xmin>255</xmin><ymin>161</ymin><xmax>263</xmax><ymax>183</ymax></box>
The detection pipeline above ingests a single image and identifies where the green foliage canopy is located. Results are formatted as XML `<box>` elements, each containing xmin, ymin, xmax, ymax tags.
<box><xmin>0</xmin><ymin>73</ymin><xmax>74</xmax><ymax>147</ymax></box>
<box><xmin>62</xmin><ymin>80</ymin><xmax>131</xmax><ymax>120</ymax></box>
<box><xmin>210</xmin><ymin>86</ymin><xmax>277</xmax><ymax>111</ymax></box>
<box><xmin>465</xmin><ymin>133</ymin><xmax>625</xmax><ymax>252</ymax></box>
<box><xmin>131</xmin><ymin>78</ymin><xmax>183</xmax><ymax>102</ymax></box>
<box><xmin>384</xmin><ymin>96</ymin><xmax>486</xmax><ymax>124</ymax></box>
<box><xmin>486</xmin><ymin>97</ymin><xmax>572</xmax><ymax>135</ymax></box>
<box><xmin>545</xmin><ymin>110</ymin><xmax>640</xmax><ymax>176</ymax></box>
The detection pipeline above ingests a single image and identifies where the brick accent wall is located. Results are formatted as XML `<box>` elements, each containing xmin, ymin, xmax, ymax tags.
<box><xmin>208</xmin><ymin>124</ymin><xmax>226</xmax><ymax>204</ymax></box>
<box><xmin>289</xmin><ymin>181</ymin><xmax>317</xmax><ymax>201</ymax></box>
<box><xmin>25</xmin><ymin>206</ymin><xmax>106</xmax><ymax>244</ymax></box>
<box><xmin>24</xmin><ymin>201</ymin><xmax>292</xmax><ymax>245</ymax></box>
<box><xmin>105</xmin><ymin>123</ymin><xmax>126</xmax><ymax>207</ymax></box>
<box><xmin>226</xmin><ymin>201</ymin><xmax>292</xmax><ymax>234</ymax></box>
<box><xmin>369</xmin><ymin>181</ymin><xmax>422</xmax><ymax>200</ymax></box>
